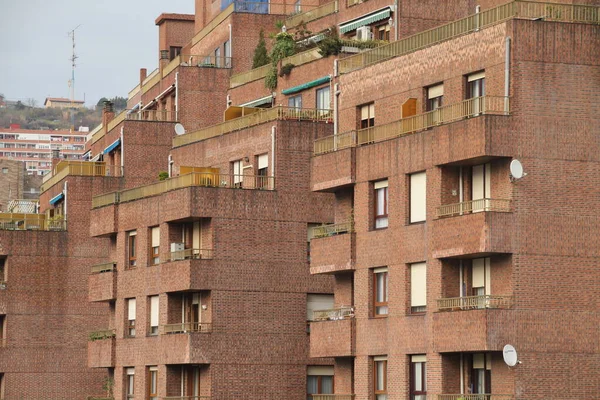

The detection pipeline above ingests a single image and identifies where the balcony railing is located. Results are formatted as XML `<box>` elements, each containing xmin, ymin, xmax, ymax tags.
<box><xmin>286</xmin><ymin>0</ymin><xmax>338</xmax><ymax>28</ymax></box>
<box><xmin>312</xmin><ymin>306</ymin><xmax>355</xmax><ymax>321</ymax></box>
<box><xmin>314</xmin><ymin>96</ymin><xmax>508</xmax><ymax>155</ymax></box>
<box><xmin>7</xmin><ymin>199</ymin><xmax>38</xmax><ymax>213</ymax></box>
<box><xmin>162</xmin><ymin>322</ymin><xmax>212</xmax><ymax>334</ymax></box>
<box><xmin>437</xmin><ymin>295</ymin><xmax>513</xmax><ymax>311</ymax></box>
<box><xmin>312</xmin><ymin>395</ymin><xmax>355</xmax><ymax>400</ymax></box>
<box><xmin>436</xmin><ymin>198</ymin><xmax>511</xmax><ymax>218</ymax></box>
<box><xmin>169</xmin><ymin>248</ymin><xmax>214</xmax><ymax>261</ymax></box>
<box><xmin>230</xmin><ymin>48</ymin><xmax>322</xmax><ymax>88</ymax></box>
<box><xmin>87</xmin><ymin>397</ymin><xmax>114</xmax><ymax>400</ymax></box>
<box><xmin>90</xmin><ymin>262</ymin><xmax>116</xmax><ymax>274</ymax></box>
<box><xmin>162</xmin><ymin>397</ymin><xmax>211</xmax><ymax>400</ymax></box>
<box><xmin>437</xmin><ymin>395</ymin><xmax>514</xmax><ymax>400</ymax></box>
<box><xmin>181</xmin><ymin>54</ymin><xmax>232</xmax><ymax>69</ymax></box>
<box><xmin>89</xmin><ymin>329</ymin><xmax>116</xmax><ymax>341</ymax></box>
<box><xmin>91</xmin><ymin>192</ymin><xmax>120</xmax><ymax>209</ymax></box>
<box><xmin>310</xmin><ymin>220</ymin><xmax>354</xmax><ymax>239</ymax></box>
<box><xmin>340</xmin><ymin>1</ymin><xmax>600</xmax><ymax>73</ymax></box>
<box><xmin>125</xmin><ymin>110</ymin><xmax>177</xmax><ymax>122</ymax></box>
<box><xmin>175</xmin><ymin>105</ymin><xmax>331</xmax><ymax>147</ymax></box>
<box><xmin>41</xmin><ymin>161</ymin><xmax>122</xmax><ymax>192</ymax></box>
<box><xmin>0</xmin><ymin>213</ymin><xmax>66</xmax><ymax>231</ymax></box>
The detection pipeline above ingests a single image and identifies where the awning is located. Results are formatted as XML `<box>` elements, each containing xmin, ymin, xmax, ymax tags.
<box><xmin>224</xmin><ymin>106</ymin><xmax>263</xmax><ymax>121</ymax></box>
<box><xmin>240</xmin><ymin>95</ymin><xmax>273</xmax><ymax>108</ymax></box>
<box><xmin>82</xmin><ymin>150</ymin><xmax>91</xmax><ymax>160</ymax></box>
<box><xmin>103</xmin><ymin>138</ymin><xmax>121</xmax><ymax>154</ymax></box>
<box><xmin>49</xmin><ymin>192</ymin><xmax>64</xmax><ymax>206</ymax></box>
<box><xmin>282</xmin><ymin>76</ymin><xmax>331</xmax><ymax>95</ymax></box>
<box><xmin>339</xmin><ymin>8</ymin><xmax>391</xmax><ymax>34</ymax></box>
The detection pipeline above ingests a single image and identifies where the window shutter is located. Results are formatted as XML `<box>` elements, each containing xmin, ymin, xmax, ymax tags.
<box><xmin>129</xmin><ymin>230</ymin><xmax>137</xmax><ymax>237</ymax></box>
<box><xmin>428</xmin><ymin>84</ymin><xmax>444</xmax><ymax>98</ymax></box>
<box><xmin>468</xmin><ymin>71</ymin><xmax>485</xmax><ymax>82</ymax></box>
<box><xmin>151</xmin><ymin>227</ymin><xmax>160</xmax><ymax>248</ymax></box>
<box><xmin>258</xmin><ymin>154</ymin><xmax>268</xmax><ymax>170</ymax></box>
<box><xmin>411</xmin><ymin>354</ymin><xmax>427</xmax><ymax>363</ymax></box>
<box><xmin>374</xmin><ymin>180</ymin><xmax>388</xmax><ymax>190</ymax></box>
<box><xmin>361</xmin><ymin>105</ymin><xmax>369</xmax><ymax>120</ymax></box>
<box><xmin>410</xmin><ymin>172</ymin><xmax>427</xmax><ymax>223</ymax></box>
<box><xmin>128</xmin><ymin>298</ymin><xmax>136</xmax><ymax>320</ymax></box>
<box><xmin>369</xmin><ymin>103</ymin><xmax>375</xmax><ymax>119</ymax></box>
<box><xmin>472</xmin><ymin>258</ymin><xmax>485</xmax><ymax>287</ymax></box>
<box><xmin>150</xmin><ymin>296</ymin><xmax>159</xmax><ymax>327</ymax></box>
<box><xmin>473</xmin><ymin>353</ymin><xmax>485</xmax><ymax>369</ymax></box>
<box><xmin>410</xmin><ymin>262</ymin><xmax>427</xmax><ymax>307</ymax></box>
<box><xmin>307</xmin><ymin>366</ymin><xmax>334</xmax><ymax>376</ymax></box>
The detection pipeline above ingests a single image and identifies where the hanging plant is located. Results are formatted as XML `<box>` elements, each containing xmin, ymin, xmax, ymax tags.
<box><xmin>279</xmin><ymin>63</ymin><xmax>295</xmax><ymax>77</ymax></box>
<box><xmin>265</xmin><ymin>31</ymin><xmax>297</xmax><ymax>89</ymax></box>
<box><xmin>265</xmin><ymin>66</ymin><xmax>278</xmax><ymax>90</ymax></box>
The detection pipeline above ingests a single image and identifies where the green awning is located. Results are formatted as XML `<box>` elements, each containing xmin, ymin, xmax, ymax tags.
<box><xmin>339</xmin><ymin>8</ymin><xmax>391</xmax><ymax>34</ymax></box>
<box><xmin>282</xmin><ymin>76</ymin><xmax>331</xmax><ymax>95</ymax></box>
<box><xmin>240</xmin><ymin>95</ymin><xmax>273</xmax><ymax>107</ymax></box>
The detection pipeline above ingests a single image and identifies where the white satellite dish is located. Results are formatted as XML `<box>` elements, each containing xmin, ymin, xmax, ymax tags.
<box><xmin>174</xmin><ymin>123</ymin><xmax>186</xmax><ymax>136</ymax></box>
<box><xmin>503</xmin><ymin>344</ymin><xmax>519</xmax><ymax>367</ymax></box>
<box><xmin>510</xmin><ymin>159</ymin><xmax>525</xmax><ymax>180</ymax></box>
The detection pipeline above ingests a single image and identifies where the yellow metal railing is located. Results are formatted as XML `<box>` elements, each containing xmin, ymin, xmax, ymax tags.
<box><xmin>169</xmin><ymin>248</ymin><xmax>214</xmax><ymax>261</ymax></box>
<box><xmin>90</xmin><ymin>262</ymin><xmax>116</xmax><ymax>274</ymax></box>
<box><xmin>312</xmin><ymin>306</ymin><xmax>354</xmax><ymax>321</ymax></box>
<box><xmin>286</xmin><ymin>0</ymin><xmax>338</xmax><ymax>28</ymax></box>
<box><xmin>175</xmin><ymin>106</ymin><xmax>331</xmax><ymax>147</ymax></box>
<box><xmin>107</xmin><ymin>110</ymin><xmax>127</xmax><ymax>132</ymax></box>
<box><xmin>339</xmin><ymin>1</ymin><xmax>600</xmax><ymax>74</ymax></box>
<box><xmin>230</xmin><ymin>47</ymin><xmax>322</xmax><ymax>88</ymax></box>
<box><xmin>192</xmin><ymin>3</ymin><xmax>235</xmax><ymax>46</ymax></box>
<box><xmin>311</xmin><ymin>220</ymin><xmax>354</xmax><ymax>239</ymax></box>
<box><xmin>162</xmin><ymin>322</ymin><xmax>212</xmax><ymax>334</ymax></box>
<box><xmin>437</xmin><ymin>295</ymin><xmax>513</xmax><ymax>311</ymax></box>
<box><xmin>125</xmin><ymin>110</ymin><xmax>177</xmax><ymax>122</ymax></box>
<box><xmin>313</xmin><ymin>396</ymin><xmax>355</xmax><ymax>400</ymax></box>
<box><xmin>436</xmin><ymin>198</ymin><xmax>511</xmax><ymax>218</ymax></box>
<box><xmin>41</xmin><ymin>161</ymin><xmax>121</xmax><ymax>193</ymax></box>
<box><xmin>0</xmin><ymin>213</ymin><xmax>65</xmax><ymax>231</ymax></box>
<box><xmin>437</xmin><ymin>395</ymin><xmax>514</xmax><ymax>400</ymax></box>
<box><xmin>315</xmin><ymin>96</ymin><xmax>507</xmax><ymax>155</ymax></box>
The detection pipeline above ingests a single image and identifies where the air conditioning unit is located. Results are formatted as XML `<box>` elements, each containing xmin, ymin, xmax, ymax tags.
<box><xmin>356</xmin><ymin>26</ymin><xmax>373</xmax><ymax>41</ymax></box>
<box><xmin>171</xmin><ymin>243</ymin><xmax>185</xmax><ymax>252</ymax></box>
<box><xmin>170</xmin><ymin>242</ymin><xmax>185</xmax><ymax>260</ymax></box>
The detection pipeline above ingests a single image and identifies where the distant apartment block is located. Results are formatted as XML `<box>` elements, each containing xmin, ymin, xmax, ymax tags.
<box><xmin>43</xmin><ymin>97</ymin><xmax>85</xmax><ymax>109</ymax></box>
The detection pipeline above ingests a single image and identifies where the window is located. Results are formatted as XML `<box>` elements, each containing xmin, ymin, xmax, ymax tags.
<box><xmin>360</xmin><ymin>103</ymin><xmax>375</xmax><ymax>129</ymax></box>
<box><xmin>0</xmin><ymin>315</ymin><xmax>5</xmax><ymax>346</ymax></box>
<box><xmin>256</xmin><ymin>154</ymin><xmax>268</xmax><ymax>189</ymax></box>
<box><xmin>295</xmin><ymin>0</ymin><xmax>301</xmax><ymax>12</ymax></box>
<box><xmin>1</xmin><ymin>168</ymin><xmax>7</xmax><ymax>174</ymax></box>
<box><xmin>472</xmin><ymin>353</ymin><xmax>491</xmax><ymax>394</ymax></box>
<box><xmin>378</xmin><ymin>24</ymin><xmax>390</xmax><ymax>41</ymax></box>
<box><xmin>306</xmin><ymin>223</ymin><xmax>320</xmax><ymax>262</ymax></box>
<box><xmin>316</xmin><ymin>86</ymin><xmax>330</xmax><ymax>114</ymax></box>
<box><xmin>373</xmin><ymin>356</ymin><xmax>387</xmax><ymax>400</ymax></box>
<box><xmin>410</xmin><ymin>355</ymin><xmax>427</xmax><ymax>400</ymax></box>
<box><xmin>288</xmin><ymin>95</ymin><xmax>302</xmax><ymax>109</ymax></box>
<box><xmin>223</xmin><ymin>40</ymin><xmax>231</xmax><ymax>67</ymax></box>
<box><xmin>149</xmin><ymin>295</ymin><xmax>159</xmax><ymax>335</ymax></box>
<box><xmin>148</xmin><ymin>366</ymin><xmax>158</xmax><ymax>400</ymax></box>
<box><xmin>472</xmin><ymin>163</ymin><xmax>491</xmax><ymax>212</ymax></box>
<box><xmin>127</xmin><ymin>298</ymin><xmax>136</xmax><ymax>337</ymax></box>
<box><xmin>374</xmin><ymin>180</ymin><xmax>388</xmax><ymax>229</ymax></box>
<box><xmin>169</xmin><ymin>46</ymin><xmax>182</xmax><ymax>61</ymax></box>
<box><xmin>410</xmin><ymin>262</ymin><xmax>426</xmax><ymax>314</ymax></box>
<box><xmin>426</xmin><ymin>84</ymin><xmax>443</xmax><ymax>111</ymax></box>
<box><xmin>214</xmin><ymin>47</ymin><xmax>221</xmax><ymax>67</ymax></box>
<box><xmin>472</xmin><ymin>258</ymin><xmax>491</xmax><ymax>303</ymax></box>
<box><xmin>467</xmin><ymin>71</ymin><xmax>485</xmax><ymax>99</ymax></box>
<box><xmin>307</xmin><ymin>366</ymin><xmax>334</xmax><ymax>400</ymax></box>
<box><xmin>409</xmin><ymin>172</ymin><xmax>426</xmax><ymax>223</ymax></box>
<box><xmin>0</xmin><ymin>257</ymin><xmax>5</xmax><ymax>283</ymax></box>
<box><xmin>307</xmin><ymin>294</ymin><xmax>334</xmax><ymax>321</ymax></box>
<box><xmin>128</xmin><ymin>231</ymin><xmax>137</xmax><ymax>268</ymax></box>
<box><xmin>126</xmin><ymin>367</ymin><xmax>135</xmax><ymax>400</ymax></box>
<box><xmin>150</xmin><ymin>226</ymin><xmax>160</xmax><ymax>265</ymax></box>
<box><xmin>373</xmin><ymin>268</ymin><xmax>389</xmax><ymax>316</ymax></box>
<box><xmin>0</xmin><ymin>373</ymin><xmax>4</xmax><ymax>400</ymax></box>
<box><xmin>232</xmin><ymin>160</ymin><xmax>243</xmax><ymax>188</ymax></box>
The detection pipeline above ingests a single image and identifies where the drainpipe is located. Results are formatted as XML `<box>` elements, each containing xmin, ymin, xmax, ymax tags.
<box><xmin>334</xmin><ymin>83</ymin><xmax>341</xmax><ymax>150</ymax></box>
<box><xmin>271</xmin><ymin>126</ymin><xmax>276</xmax><ymax>188</ymax></box>
<box><xmin>394</xmin><ymin>0</ymin><xmax>399</xmax><ymax>41</ymax></box>
<box><xmin>505</xmin><ymin>37</ymin><xmax>511</xmax><ymax>114</ymax></box>
<box><xmin>175</xmin><ymin>71</ymin><xmax>179</xmax><ymax>120</ymax></box>
<box><xmin>459</xmin><ymin>166</ymin><xmax>464</xmax><ymax>215</ymax></box>
<box><xmin>168</xmin><ymin>154</ymin><xmax>173</xmax><ymax>178</ymax></box>
<box><xmin>460</xmin><ymin>353</ymin><xmax>465</xmax><ymax>394</ymax></box>
<box><xmin>228</xmin><ymin>24</ymin><xmax>232</xmax><ymax>65</ymax></box>
<box><xmin>120</xmin><ymin>127</ymin><xmax>124</xmax><ymax>175</ymax></box>
<box><xmin>63</xmin><ymin>181</ymin><xmax>68</xmax><ymax>222</ymax></box>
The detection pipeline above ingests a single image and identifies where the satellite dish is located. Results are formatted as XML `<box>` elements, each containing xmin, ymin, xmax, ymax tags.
<box><xmin>510</xmin><ymin>159</ymin><xmax>525</xmax><ymax>180</ymax></box>
<box><xmin>503</xmin><ymin>344</ymin><xmax>519</xmax><ymax>367</ymax></box>
<box><xmin>174</xmin><ymin>123</ymin><xmax>186</xmax><ymax>136</ymax></box>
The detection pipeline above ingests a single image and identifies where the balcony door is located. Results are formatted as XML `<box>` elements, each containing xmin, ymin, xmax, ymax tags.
<box><xmin>472</xmin><ymin>258</ymin><xmax>491</xmax><ymax>308</ymax></box>
<box><xmin>472</xmin><ymin>353</ymin><xmax>491</xmax><ymax>395</ymax></box>
<box><xmin>472</xmin><ymin>163</ymin><xmax>491</xmax><ymax>212</ymax></box>
<box><xmin>182</xmin><ymin>293</ymin><xmax>201</xmax><ymax>328</ymax></box>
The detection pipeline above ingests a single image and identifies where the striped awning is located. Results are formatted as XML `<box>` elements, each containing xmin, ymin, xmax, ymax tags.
<box><xmin>49</xmin><ymin>192</ymin><xmax>64</xmax><ymax>206</ymax></box>
<box><xmin>339</xmin><ymin>8</ymin><xmax>391</xmax><ymax>34</ymax></box>
<box><xmin>240</xmin><ymin>95</ymin><xmax>273</xmax><ymax>108</ymax></box>
<box><xmin>282</xmin><ymin>76</ymin><xmax>331</xmax><ymax>95</ymax></box>
<box><xmin>103</xmin><ymin>138</ymin><xmax>121</xmax><ymax>154</ymax></box>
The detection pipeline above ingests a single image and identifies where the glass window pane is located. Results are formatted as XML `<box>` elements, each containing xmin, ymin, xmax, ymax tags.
<box><xmin>321</xmin><ymin>376</ymin><xmax>333</xmax><ymax>394</ymax></box>
<box><xmin>415</xmin><ymin>363</ymin><xmax>422</xmax><ymax>391</ymax></box>
<box><xmin>307</xmin><ymin>376</ymin><xmax>318</xmax><ymax>394</ymax></box>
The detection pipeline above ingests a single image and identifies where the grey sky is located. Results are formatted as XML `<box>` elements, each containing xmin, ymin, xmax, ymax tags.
<box><xmin>0</xmin><ymin>0</ymin><xmax>194</xmax><ymax>108</ymax></box>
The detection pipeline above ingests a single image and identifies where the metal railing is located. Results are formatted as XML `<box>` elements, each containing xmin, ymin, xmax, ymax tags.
<box><xmin>312</xmin><ymin>395</ymin><xmax>355</xmax><ymax>400</ymax></box>
<box><xmin>230</xmin><ymin>48</ymin><xmax>322</xmax><ymax>88</ymax></box>
<box><xmin>7</xmin><ymin>199</ymin><xmax>39</xmax><ymax>213</ymax></box>
<box><xmin>339</xmin><ymin>1</ymin><xmax>600</xmax><ymax>73</ymax></box>
<box><xmin>89</xmin><ymin>329</ymin><xmax>116</xmax><ymax>341</ymax></box>
<box><xmin>174</xmin><ymin>105</ymin><xmax>331</xmax><ymax>147</ymax></box>
<box><xmin>437</xmin><ymin>395</ymin><xmax>514</xmax><ymax>400</ymax></box>
<box><xmin>162</xmin><ymin>322</ymin><xmax>212</xmax><ymax>334</ymax></box>
<box><xmin>169</xmin><ymin>248</ymin><xmax>214</xmax><ymax>261</ymax></box>
<box><xmin>125</xmin><ymin>110</ymin><xmax>177</xmax><ymax>122</ymax></box>
<box><xmin>0</xmin><ymin>213</ymin><xmax>66</xmax><ymax>231</ymax></box>
<box><xmin>87</xmin><ymin>397</ymin><xmax>114</xmax><ymax>400</ymax></box>
<box><xmin>310</xmin><ymin>220</ymin><xmax>354</xmax><ymax>239</ymax></box>
<box><xmin>181</xmin><ymin>55</ymin><xmax>232</xmax><ymax>69</ymax></box>
<box><xmin>314</xmin><ymin>96</ymin><xmax>508</xmax><ymax>155</ymax></box>
<box><xmin>286</xmin><ymin>0</ymin><xmax>338</xmax><ymax>28</ymax></box>
<box><xmin>437</xmin><ymin>295</ymin><xmax>513</xmax><ymax>311</ymax></box>
<box><xmin>41</xmin><ymin>161</ymin><xmax>122</xmax><ymax>192</ymax></box>
<box><xmin>90</xmin><ymin>262</ymin><xmax>116</xmax><ymax>274</ymax></box>
<box><xmin>436</xmin><ymin>198</ymin><xmax>511</xmax><ymax>218</ymax></box>
<box><xmin>312</xmin><ymin>306</ymin><xmax>354</xmax><ymax>321</ymax></box>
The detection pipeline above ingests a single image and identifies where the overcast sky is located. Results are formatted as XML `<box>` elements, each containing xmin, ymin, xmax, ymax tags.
<box><xmin>0</xmin><ymin>0</ymin><xmax>195</xmax><ymax>108</ymax></box>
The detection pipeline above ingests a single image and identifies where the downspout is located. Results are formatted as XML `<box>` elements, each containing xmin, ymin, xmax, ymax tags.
<box><xmin>460</xmin><ymin>353</ymin><xmax>465</xmax><ymax>395</ymax></box>
<box><xmin>505</xmin><ymin>37</ymin><xmax>511</xmax><ymax>114</ymax></box>
<box><xmin>63</xmin><ymin>181</ymin><xmax>68</xmax><ymax>223</ymax></box>
<box><xmin>334</xmin><ymin>83</ymin><xmax>341</xmax><ymax>150</ymax></box>
<box><xmin>175</xmin><ymin>71</ymin><xmax>179</xmax><ymax>120</ymax></box>
<box><xmin>228</xmin><ymin>24</ymin><xmax>232</xmax><ymax>65</ymax></box>
<box><xmin>120</xmin><ymin>127</ymin><xmax>124</xmax><ymax>175</ymax></box>
<box><xmin>271</xmin><ymin>126</ymin><xmax>276</xmax><ymax>188</ymax></box>
<box><xmin>459</xmin><ymin>166</ymin><xmax>464</xmax><ymax>215</ymax></box>
<box><xmin>394</xmin><ymin>0</ymin><xmax>398</xmax><ymax>41</ymax></box>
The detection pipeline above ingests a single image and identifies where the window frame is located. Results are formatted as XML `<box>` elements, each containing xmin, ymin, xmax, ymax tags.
<box><xmin>425</xmin><ymin>83</ymin><xmax>443</xmax><ymax>111</ymax></box>
<box><xmin>127</xmin><ymin>231</ymin><xmax>137</xmax><ymax>268</ymax></box>
<box><xmin>410</xmin><ymin>355</ymin><xmax>427</xmax><ymax>400</ymax></box>
<box><xmin>149</xmin><ymin>295</ymin><xmax>159</xmax><ymax>336</ymax></box>
<box><xmin>214</xmin><ymin>47</ymin><xmax>221</xmax><ymax>67</ymax></box>
<box><xmin>232</xmin><ymin>159</ymin><xmax>243</xmax><ymax>188</ymax></box>
<box><xmin>169</xmin><ymin>46</ymin><xmax>182</xmax><ymax>61</ymax></box>
<box><xmin>373</xmin><ymin>268</ymin><xmax>389</xmax><ymax>317</ymax></box>
<box><xmin>149</xmin><ymin>226</ymin><xmax>160</xmax><ymax>266</ymax></box>
<box><xmin>126</xmin><ymin>298</ymin><xmax>136</xmax><ymax>337</ymax></box>
<box><xmin>409</xmin><ymin>262</ymin><xmax>427</xmax><ymax>314</ymax></box>
<box><xmin>288</xmin><ymin>94</ymin><xmax>302</xmax><ymax>109</ymax></box>
<box><xmin>0</xmin><ymin>257</ymin><xmax>6</xmax><ymax>284</ymax></box>
<box><xmin>360</xmin><ymin>103</ymin><xmax>375</xmax><ymax>129</ymax></box>
<box><xmin>148</xmin><ymin>366</ymin><xmax>158</xmax><ymax>400</ymax></box>
<box><xmin>373</xmin><ymin>357</ymin><xmax>388</xmax><ymax>399</ymax></box>
<box><xmin>409</xmin><ymin>171</ymin><xmax>427</xmax><ymax>224</ymax></box>
<box><xmin>256</xmin><ymin>153</ymin><xmax>269</xmax><ymax>189</ymax></box>
<box><xmin>126</xmin><ymin>367</ymin><xmax>135</xmax><ymax>400</ymax></box>
<box><xmin>316</xmin><ymin>86</ymin><xmax>331</xmax><ymax>114</ymax></box>
<box><xmin>307</xmin><ymin>372</ymin><xmax>334</xmax><ymax>400</ymax></box>
<box><xmin>374</xmin><ymin>180</ymin><xmax>389</xmax><ymax>229</ymax></box>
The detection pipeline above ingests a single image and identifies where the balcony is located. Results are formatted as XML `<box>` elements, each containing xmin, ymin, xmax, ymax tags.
<box><xmin>312</xmin><ymin>306</ymin><xmax>354</xmax><ymax>321</ymax></box>
<box><xmin>436</xmin><ymin>395</ymin><xmax>513</xmax><ymax>400</ymax></box>
<box><xmin>89</xmin><ymin>262</ymin><xmax>116</xmax><ymax>302</ymax></box>
<box><xmin>309</xmin><ymin>221</ymin><xmax>355</xmax><ymax>274</ymax></box>
<box><xmin>158</xmin><ymin>324</ymin><xmax>212</xmax><ymax>364</ymax></box>
<box><xmin>339</xmin><ymin>1</ymin><xmax>600</xmax><ymax>73</ymax></box>
<box><xmin>313</xmin><ymin>396</ymin><xmax>355</xmax><ymax>400</ymax></box>
<box><xmin>285</xmin><ymin>0</ymin><xmax>338</xmax><ymax>28</ymax></box>
<box><xmin>314</xmin><ymin>97</ymin><xmax>508</xmax><ymax>156</ymax></box>
<box><xmin>162</xmin><ymin>397</ymin><xmax>210</xmax><ymax>400</ymax></box>
<box><xmin>432</xmin><ymin>207</ymin><xmax>513</xmax><ymax>259</ymax></box>
<box><xmin>437</xmin><ymin>295</ymin><xmax>513</xmax><ymax>312</ymax></box>
<box><xmin>41</xmin><ymin>161</ymin><xmax>122</xmax><ymax>192</ymax></box>
<box><xmin>311</xmin><ymin>146</ymin><xmax>355</xmax><ymax>192</ymax></box>
<box><xmin>437</xmin><ymin>198</ymin><xmax>511</xmax><ymax>219</ymax></box>
<box><xmin>162</xmin><ymin>322</ymin><xmax>212</xmax><ymax>334</ymax></box>
<box><xmin>0</xmin><ymin>213</ymin><xmax>66</xmax><ymax>231</ymax></box>
<box><xmin>88</xmin><ymin>329</ymin><xmax>116</xmax><ymax>368</ymax></box>
<box><xmin>125</xmin><ymin>109</ymin><xmax>178</xmax><ymax>122</ymax></box>
<box><xmin>310</xmin><ymin>316</ymin><xmax>355</xmax><ymax>357</ymax></box>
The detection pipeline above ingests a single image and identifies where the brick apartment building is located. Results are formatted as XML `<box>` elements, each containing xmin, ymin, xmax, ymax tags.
<box><xmin>0</xmin><ymin>0</ymin><xmax>598</xmax><ymax>399</ymax></box>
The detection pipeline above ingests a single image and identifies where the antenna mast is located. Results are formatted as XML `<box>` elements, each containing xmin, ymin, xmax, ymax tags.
<box><xmin>68</xmin><ymin>25</ymin><xmax>81</xmax><ymax>131</ymax></box>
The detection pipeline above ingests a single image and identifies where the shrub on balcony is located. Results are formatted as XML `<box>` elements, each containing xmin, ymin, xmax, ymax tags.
<box><xmin>252</xmin><ymin>29</ymin><xmax>271</xmax><ymax>68</ymax></box>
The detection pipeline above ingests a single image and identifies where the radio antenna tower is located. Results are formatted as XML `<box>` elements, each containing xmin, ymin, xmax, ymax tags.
<box><xmin>68</xmin><ymin>25</ymin><xmax>82</xmax><ymax>131</ymax></box>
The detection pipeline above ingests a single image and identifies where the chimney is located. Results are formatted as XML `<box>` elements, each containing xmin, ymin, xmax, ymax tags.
<box><xmin>140</xmin><ymin>68</ymin><xmax>147</xmax><ymax>86</ymax></box>
<box><xmin>159</xmin><ymin>49</ymin><xmax>170</xmax><ymax>74</ymax></box>
<box><xmin>51</xmin><ymin>149</ymin><xmax>62</xmax><ymax>172</ymax></box>
<box><xmin>102</xmin><ymin>101</ymin><xmax>115</xmax><ymax>128</ymax></box>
